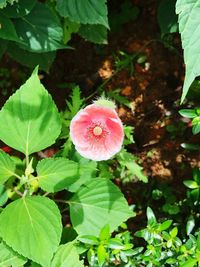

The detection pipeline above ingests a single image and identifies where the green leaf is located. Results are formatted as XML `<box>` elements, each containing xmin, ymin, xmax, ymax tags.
<box><xmin>97</xmin><ymin>244</ymin><xmax>106</xmax><ymax>267</ymax></box>
<box><xmin>170</xmin><ymin>227</ymin><xmax>178</xmax><ymax>238</ymax></box>
<box><xmin>56</xmin><ymin>0</ymin><xmax>109</xmax><ymax>28</ymax></box>
<box><xmin>197</xmin><ymin>231</ymin><xmax>200</xmax><ymax>250</ymax></box>
<box><xmin>99</xmin><ymin>224</ymin><xmax>110</xmax><ymax>241</ymax></box>
<box><xmin>78</xmin><ymin>235</ymin><xmax>99</xmax><ymax>245</ymax></box>
<box><xmin>0</xmin><ymin>240</ymin><xmax>27</xmax><ymax>266</ymax></box>
<box><xmin>159</xmin><ymin>220</ymin><xmax>173</xmax><ymax>231</ymax></box>
<box><xmin>14</xmin><ymin>2</ymin><xmax>66</xmax><ymax>52</ymax></box>
<box><xmin>51</xmin><ymin>242</ymin><xmax>84</xmax><ymax>267</ymax></box>
<box><xmin>146</xmin><ymin>207</ymin><xmax>157</xmax><ymax>225</ymax></box>
<box><xmin>0</xmin><ymin>66</ymin><xmax>61</xmax><ymax>155</ymax></box>
<box><xmin>69</xmin><ymin>178</ymin><xmax>133</xmax><ymax>236</ymax></box>
<box><xmin>107</xmin><ymin>238</ymin><xmax>125</xmax><ymax>249</ymax></box>
<box><xmin>3</xmin><ymin>0</ymin><xmax>36</xmax><ymax>18</ymax></box>
<box><xmin>186</xmin><ymin>215</ymin><xmax>195</xmax><ymax>235</ymax></box>
<box><xmin>0</xmin><ymin>12</ymin><xmax>21</xmax><ymax>42</ymax></box>
<box><xmin>37</xmin><ymin>157</ymin><xmax>79</xmax><ymax>193</ymax></box>
<box><xmin>7</xmin><ymin>42</ymin><xmax>56</xmax><ymax>71</ymax></box>
<box><xmin>79</xmin><ymin>24</ymin><xmax>107</xmax><ymax>44</ymax></box>
<box><xmin>0</xmin><ymin>196</ymin><xmax>62</xmax><ymax>266</ymax></box>
<box><xmin>0</xmin><ymin>149</ymin><xmax>15</xmax><ymax>184</ymax></box>
<box><xmin>176</xmin><ymin>0</ymin><xmax>200</xmax><ymax>102</ymax></box>
<box><xmin>179</xmin><ymin>109</ymin><xmax>197</xmax><ymax>118</ymax></box>
<box><xmin>192</xmin><ymin>117</ymin><xmax>200</xmax><ymax>135</ymax></box>
<box><xmin>183</xmin><ymin>180</ymin><xmax>199</xmax><ymax>189</ymax></box>
<box><xmin>67</xmin><ymin>158</ymin><xmax>97</xmax><ymax>192</ymax></box>
<box><xmin>180</xmin><ymin>258</ymin><xmax>197</xmax><ymax>267</ymax></box>
<box><xmin>0</xmin><ymin>184</ymin><xmax>8</xmax><ymax>206</ymax></box>
<box><xmin>66</xmin><ymin>86</ymin><xmax>84</xmax><ymax>118</ymax></box>
<box><xmin>157</xmin><ymin>0</ymin><xmax>178</xmax><ymax>35</ymax></box>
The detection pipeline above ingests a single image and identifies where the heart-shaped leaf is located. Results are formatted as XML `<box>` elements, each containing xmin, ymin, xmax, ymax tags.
<box><xmin>69</xmin><ymin>178</ymin><xmax>134</xmax><ymax>236</ymax></box>
<box><xmin>0</xmin><ymin>66</ymin><xmax>61</xmax><ymax>155</ymax></box>
<box><xmin>37</xmin><ymin>157</ymin><xmax>79</xmax><ymax>193</ymax></box>
<box><xmin>0</xmin><ymin>196</ymin><xmax>62</xmax><ymax>266</ymax></box>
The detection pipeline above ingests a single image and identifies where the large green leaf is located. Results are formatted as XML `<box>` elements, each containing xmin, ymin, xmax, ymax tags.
<box><xmin>56</xmin><ymin>0</ymin><xmax>109</xmax><ymax>28</ymax></box>
<box><xmin>37</xmin><ymin>157</ymin><xmax>79</xmax><ymax>193</ymax></box>
<box><xmin>14</xmin><ymin>2</ymin><xmax>66</xmax><ymax>52</ymax></box>
<box><xmin>0</xmin><ymin>241</ymin><xmax>27</xmax><ymax>266</ymax></box>
<box><xmin>69</xmin><ymin>178</ymin><xmax>133</xmax><ymax>236</ymax></box>
<box><xmin>78</xmin><ymin>24</ymin><xmax>107</xmax><ymax>44</ymax></box>
<box><xmin>7</xmin><ymin>42</ymin><xmax>56</xmax><ymax>71</ymax></box>
<box><xmin>0</xmin><ymin>66</ymin><xmax>61</xmax><ymax>155</ymax></box>
<box><xmin>0</xmin><ymin>196</ymin><xmax>62</xmax><ymax>266</ymax></box>
<box><xmin>0</xmin><ymin>12</ymin><xmax>20</xmax><ymax>42</ymax></box>
<box><xmin>0</xmin><ymin>149</ymin><xmax>15</xmax><ymax>184</ymax></box>
<box><xmin>51</xmin><ymin>242</ymin><xmax>84</xmax><ymax>267</ymax></box>
<box><xmin>176</xmin><ymin>0</ymin><xmax>200</xmax><ymax>102</ymax></box>
<box><xmin>3</xmin><ymin>0</ymin><xmax>36</xmax><ymax>18</ymax></box>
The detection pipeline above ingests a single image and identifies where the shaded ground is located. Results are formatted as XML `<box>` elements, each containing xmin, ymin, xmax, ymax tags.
<box><xmin>0</xmin><ymin>0</ymin><xmax>200</xmax><ymax>227</ymax></box>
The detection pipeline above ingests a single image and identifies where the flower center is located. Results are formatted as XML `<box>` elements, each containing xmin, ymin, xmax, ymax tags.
<box><xmin>93</xmin><ymin>126</ymin><xmax>103</xmax><ymax>136</ymax></box>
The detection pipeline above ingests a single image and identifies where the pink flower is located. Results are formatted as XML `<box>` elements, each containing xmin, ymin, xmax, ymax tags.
<box><xmin>70</xmin><ymin>99</ymin><xmax>124</xmax><ymax>161</ymax></box>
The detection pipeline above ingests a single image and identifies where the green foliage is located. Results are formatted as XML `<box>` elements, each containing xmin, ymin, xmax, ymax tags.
<box><xmin>51</xmin><ymin>242</ymin><xmax>84</xmax><ymax>267</ymax></box>
<box><xmin>0</xmin><ymin>0</ymin><xmax>110</xmax><ymax>69</ymax></box>
<box><xmin>0</xmin><ymin>196</ymin><xmax>62</xmax><ymax>266</ymax></box>
<box><xmin>0</xmin><ymin>66</ymin><xmax>61</xmax><ymax>155</ymax></box>
<box><xmin>157</xmin><ymin>0</ymin><xmax>178</xmax><ymax>36</ymax></box>
<box><xmin>37</xmin><ymin>157</ymin><xmax>79</xmax><ymax>193</ymax></box>
<box><xmin>56</xmin><ymin>0</ymin><xmax>109</xmax><ymax>28</ymax></box>
<box><xmin>0</xmin><ymin>149</ymin><xmax>15</xmax><ymax>184</ymax></box>
<box><xmin>176</xmin><ymin>0</ymin><xmax>200</xmax><ymax>102</ymax></box>
<box><xmin>179</xmin><ymin>107</ymin><xmax>200</xmax><ymax>135</ymax></box>
<box><xmin>0</xmin><ymin>69</ymin><xmax>133</xmax><ymax>266</ymax></box>
<box><xmin>0</xmin><ymin>240</ymin><xmax>27</xmax><ymax>266</ymax></box>
<box><xmin>69</xmin><ymin>178</ymin><xmax>134</xmax><ymax>236</ymax></box>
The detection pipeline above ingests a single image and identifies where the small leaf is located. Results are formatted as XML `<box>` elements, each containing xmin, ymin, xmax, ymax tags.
<box><xmin>69</xmin><ymin>178</ymin><xmax>133</xmax><ymax>236</ymax></box>
<box><xmin>0</xmin><ymin>240</ymin><xmax>27</xmax><ymax>266</ymax></box>
<box><xmin>179</xmin><ymin>109</ymin><xmax>197</xmax><ymax>118</ymax></box>
<box><xmin>0</xmin><ymin>196</ymin><xmax>62</xmax><ymax>266</ymax></box>
<box><xmin>146</xmin><ymin>207</ymin><xmax>157</xmax><ymax>225</ymax></box>
<box><xmin>97</xmin><ymin>244</ymin><xmax>107</xmax><ymax>267</ymax></box>
<box><xmin>0</xmin><ymin>66</ymin><xmax>61</xmax><ymax>155</ymax></box>
<box><xmin>78</xmin><ymin>235</ymin><xmax>99</xmax><ymax>246</ymax></box>
<box><xmin>183</xmin><ymin>180</ymin><xmax>199</xmax><ymax>189</ymax></box>
<box><xmin>0</xmin><ymin>149</ymin><xmax>15</xmax><ymax>184</ymax></box>
<box><xmin>107</xmin><ymin>238</ymin><xmax>125</xmax><ymax>249</ymax></box>
<box><xmin>51</xmin><ymin>242</ymin><xmax>84</xmax><ymax>267</ymax></box>
<box><xmin>170</xmin><ymin>227</ymin><xmax>178</xmax><ymax>238</ymax></box>
<box><xmin>37</xmin><ymin>157</ymin><xmax>79</xmax><ymax>193</ymax></box>
<box><xmin>180</xmin><ymin>258</ymin><xmax>197</xmax><ymax>267</ymax></box>
<box><xmin>192</xmin><ymin>118</ymin><xmax>200</xmax><ymax>135</ymax></box>
<box><xmin>99</xmin><ymin>224</ymin><xmax>110</xmax><ymax>241</ymax></box>
<box><xmin>159</xmin><ymin>220</ymin><xmax>173</xmax><ymax>231</ymax></box>
<box><xmin>186</xmin><ymin>216</ymin><xmax>195</xmax><ymax>236</ymax></box>
<box><xmin>56</xmin><ymin>0</ymin><xmax>109</xmax><ymax>28</ymax></box>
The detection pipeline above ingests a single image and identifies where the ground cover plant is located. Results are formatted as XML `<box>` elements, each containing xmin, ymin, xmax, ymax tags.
<box><xmin>0</xmin><ymin>0</ymin><xmax>200</xmax><ymax>266</ymax></box>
